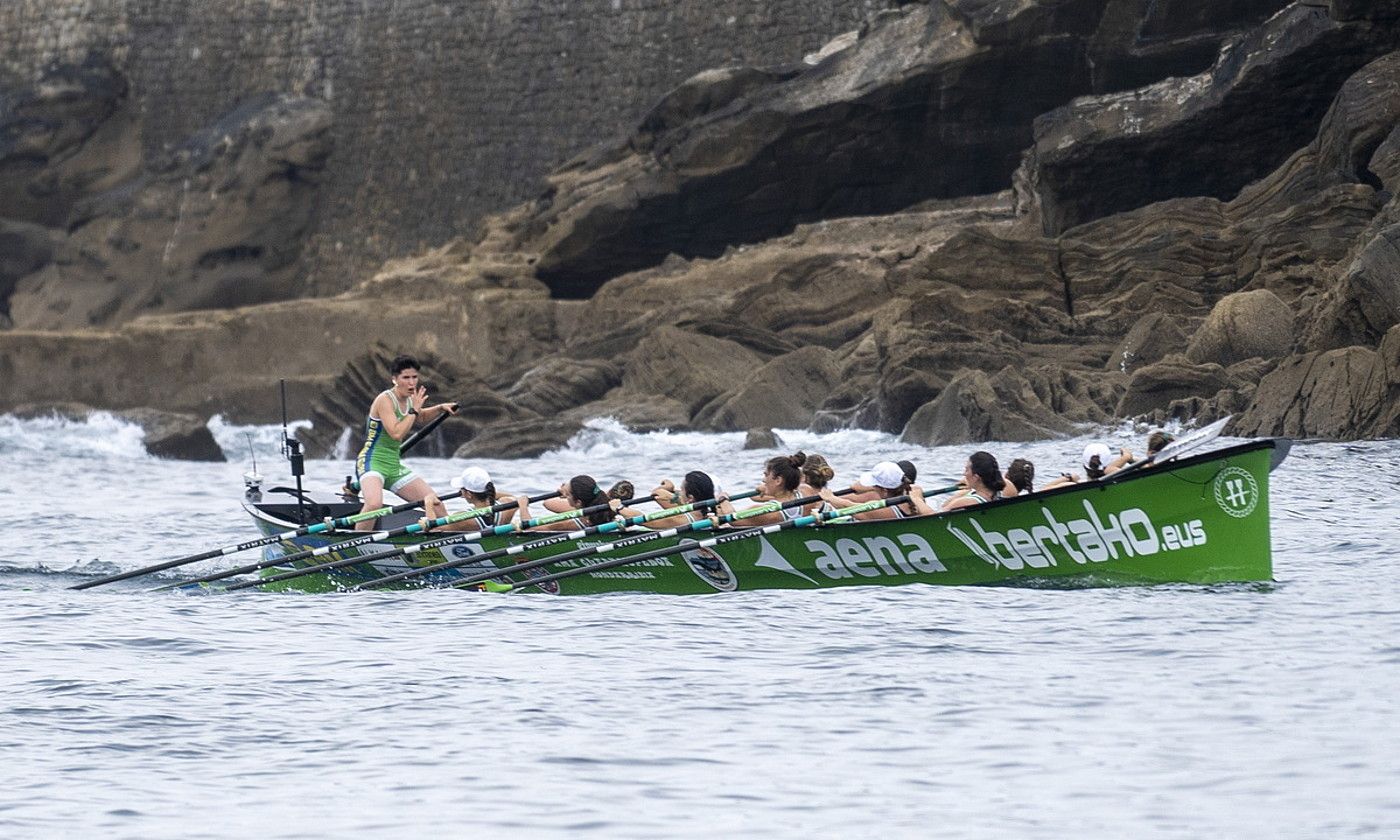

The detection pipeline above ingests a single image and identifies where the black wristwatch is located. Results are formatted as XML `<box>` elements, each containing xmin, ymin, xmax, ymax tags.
<box><xmin>408</xmin><ymin>407</ymin><xmax>418</xmax><ymax>415</ymax></box>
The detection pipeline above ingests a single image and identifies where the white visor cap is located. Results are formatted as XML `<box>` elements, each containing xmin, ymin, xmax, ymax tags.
<box><xmin>451</xmin><ymin>466</ymin><xmax>492</xmax><ymax>493</ymax></box>
<box><xmin>859</xmin><ymin>461</ymin><xmax>906</xmax><ymax>490</ymax></box>
<box><xmin>1082</xmin><ymin>443</ymin><xmax>1113</xmax><ymax>471</ymax></box>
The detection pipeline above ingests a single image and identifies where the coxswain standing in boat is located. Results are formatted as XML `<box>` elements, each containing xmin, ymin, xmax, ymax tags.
<box><xmin>353</xmin><ymin>355</ymin><xmax>458</xmax><ymax>531</ymax></box>
<box><xmin>418</xmin><ymin>466</ymin><xmax>517</xmax><ymax>532</ymax></box>
<box><xmin>819</xmin><ymin>460</ymin><xmax>933</xmax><ymax>519</ymax></box>
<box><xmin>941</xmin><ymin>452</ymin><xmax>1007</xmax><ymax>511</ymax></box>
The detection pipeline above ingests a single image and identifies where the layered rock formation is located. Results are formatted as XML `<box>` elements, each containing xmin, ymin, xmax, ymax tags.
<box><xmin>0</xmin><ymin>59</ymin><xmax>332</xmax><ymax>329</ymax></box>
<box><xmin>3</xmin><ymin>1</ymin><xmax>1400</xmax><ymax>453</ymax></box>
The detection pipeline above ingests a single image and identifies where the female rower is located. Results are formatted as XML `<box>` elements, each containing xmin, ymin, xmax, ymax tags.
<box><xmin>419</xmin><ymin>466</ymin><xmax>516</xmax><ymax>532</ymax></box>
<box><xmin>353</xmin><ymin>355</ymin><xmax>458</xmax><ymax>531</ymax></box>
<box><xmin>941</xmin><ymin>452</ymin><xmax>1007</xmax><ymax>511</ymax></box>
<box><xmin>819</xmin><ymin>461</ymin><xmax>933</xmax><ymax>520</ymax></box>
<box><xmin>525</xmin><ymin>475</ymin><xmax>639</xmax><ymax>531</ymax></box>
<box><xmin>1042</xmin><ymin>442</ymin><xmax>1132</xmax><ymax>489</ymax></box>
<box><xmin>645</xmin><ymin>471</ymin><xmax>734</xmax><ymax>530</ymax></box>
<box><xmin>848</xmin><ymin>458</ymin><xmax>917</xmax><ymax>502</ymax></box>
<box><xmin>1146</xmin><ymin>431</ymin><xmax>1175</xmax><ymax>461</ymax></box>
<box><xmin>744</xmin><ymin>452</ymin><xmax>812</xmax><ymax>525</ymax></box>
<box><xmin>1003</xmin><ymin>458</ymin><xmax>1035</xmax><ymax>497</ymax></box>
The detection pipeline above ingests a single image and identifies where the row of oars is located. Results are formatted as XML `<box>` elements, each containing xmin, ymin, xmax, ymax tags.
<box><xmin>71</xmin><ymin>483</ymin><xmax>950</xmax><ymax>595</ymax></box>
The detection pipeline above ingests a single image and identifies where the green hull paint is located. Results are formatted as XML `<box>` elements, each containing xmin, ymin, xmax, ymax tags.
<box><xmin>247</xmin><ymin>441</ymin><xmax>1279</xmax><ymax>595</ymax></box>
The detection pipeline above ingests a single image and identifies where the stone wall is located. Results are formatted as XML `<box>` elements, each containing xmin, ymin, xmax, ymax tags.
<box><xmin>0</xmin><ymin>0</ymin><xmax>890</xmax><ymax>295</ymax></box>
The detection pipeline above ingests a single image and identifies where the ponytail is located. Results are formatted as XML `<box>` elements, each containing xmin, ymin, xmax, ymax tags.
<box><xmin>969</xmin><ymin>451</ymin><xmax>1006</xmax><ymax>494</ymax></box>
<box><xmin>764</xmin><ymin>451</ymin><xmax>807</xmax><ymax>492</ymax></box>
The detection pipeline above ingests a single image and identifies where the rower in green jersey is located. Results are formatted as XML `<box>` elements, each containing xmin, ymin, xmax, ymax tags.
<box><xmin>353</xmin><ymin>354</ymin><xmax>458</xmax><ymax>531</ymax></box>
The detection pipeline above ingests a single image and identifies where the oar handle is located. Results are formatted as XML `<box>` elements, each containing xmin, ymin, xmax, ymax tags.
<box><xmin>439</xmin><ymin>491</ymin><xmax>825</xmax><ymax>591</ymax></box>
<box><xmin>400</xmin><ymin>405</ymin><xmax>456</xmax><ymax>455</ymax></box>
<box><xmin>504</xmin><ymin>496</ymin><xmax>908</xmax><ymax>592</ymax></box>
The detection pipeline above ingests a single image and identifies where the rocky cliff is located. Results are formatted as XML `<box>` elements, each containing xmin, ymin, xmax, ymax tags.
<box><xmin>3</xmin><ymin>0</ymin><xmax>1399</xmax><ymax>454</ymax></box>
<box><xmin>0</xmin><ymin>0</ymin><xmax>895</xmax><ymax>303</ymax></box>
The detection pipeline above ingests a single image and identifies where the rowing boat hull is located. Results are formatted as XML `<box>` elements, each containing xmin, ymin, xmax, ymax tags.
<box><xmin>244</xmin><ymin>440</ymin><xmax>1281</xmax><ymax>595</ymax></box>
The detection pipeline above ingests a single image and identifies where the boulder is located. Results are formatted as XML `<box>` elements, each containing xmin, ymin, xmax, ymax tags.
<box><xmin>621</xmin><ymin>326</ymin><xmax>763</xmax><ymax>414</ymax></box>
<box><xmin>1232</xmin><ymin>345</ymin><xmax>1384</xmax><ymax>438</ymax></box>
<box><xmin>743</xmin><ymin>428</ymin><xmax>785</xmax><ymax>450</ymax></box>
<box><xmin>693</xmin><ymin>346</ymin><xmax>841</xmax><ymax>431</ymax></box>
<box><xmin>117</xmin><ymin>408</ymin><xmax>226</xmax><ymax>462</ymax></box>
<box><xmin>1117</xmin><ymin>354</ymin><xmax>1232</xmax><ymax>417</ymax></box>
<box><xmin>453</xmin><ymin>419</ymin><xmax>583</xmax><ymax>459</ymax></box>
<box><xmin>900</xmin><ymin>367</ymin><xmax>1088</xmax><ymax>446</ymax></box>
<box><xmin>1107</xmin><ymin>312</ymin><xmax>1190</xmax><ymax>374</ymax></box>
<box><xmin>499</xmin><ymin>358</ymin><xmax>622</xmax><ymax>416</ymax></box>
<box><xmin>1305</xmin><ymin>223</ymin><xmax>1400</xmax><ymax>350</ymax></box>
<box><xmin>1185</xmin><ymin>290</ymin><xmax>1295</xmax><ymax>366</ymax></box>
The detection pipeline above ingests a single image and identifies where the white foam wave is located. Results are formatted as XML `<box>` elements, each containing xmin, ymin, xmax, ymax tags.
<box><xmin>207</xmin><ymin>415</ymin><xmax>311</xmax><ymax>464</ymax></box>
<box><xmin>0</xmin><ymin>411</ymin><xmax>149</xmax><ymax>459</ymax></box>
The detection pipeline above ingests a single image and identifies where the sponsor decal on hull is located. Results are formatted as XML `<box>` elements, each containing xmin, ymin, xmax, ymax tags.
<box><xmin>680</xmin><ymin>542</ymin><xmax>738</xmax><ymax>591</ymax></box>
<box><xmin>1213</xmin><ymin>467</ymin><xmax>1259</xmax><ymax>519</ymax></box>
<box><xmin>946</xmin><ymin>499</ymin><xmax>1206</xmax><ymax>570</ymax></box>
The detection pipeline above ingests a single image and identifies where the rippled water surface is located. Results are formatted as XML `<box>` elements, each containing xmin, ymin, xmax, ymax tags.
<box><xmin>3</xmin><ymin>414</ymin><xmax>1398</xmax><ymax>838</ymax></box>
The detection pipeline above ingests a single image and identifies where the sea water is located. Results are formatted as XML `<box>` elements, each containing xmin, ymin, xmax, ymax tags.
<box><xmin>1</xmin><ymin>413</ymin><xmax>1398</xmax><ymax>838</ymax></box>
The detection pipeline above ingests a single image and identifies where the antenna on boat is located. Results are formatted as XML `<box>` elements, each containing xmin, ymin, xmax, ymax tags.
<box><xmin>279</xmin><ymin>379</ymin><xmax>307</xmax><ymax>524</ymax></box>
<box><xmin>243</xmin><ymin>432</ymin><xmax>263</xmax><ymax>502</ymax></box>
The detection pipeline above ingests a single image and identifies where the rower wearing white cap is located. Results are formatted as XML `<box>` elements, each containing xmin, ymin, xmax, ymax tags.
<box><xmin>419</xmin><ymin>466</ymin><xmax>518</xmax><ymax>532</ymax></box>
<box><xmin>645</xmin><ymin>471</ymin><xmax>734</xmax><ymax>530</ymax></box>
<box><xmin>1043</xmin><ymin>442</ymin><xmax>1133</xmax><ymax>490</ymax></box>
<box><xmin>819</xmin><ymin>460</ymin><xmax>934</xmax><ymax>520</ymax></box>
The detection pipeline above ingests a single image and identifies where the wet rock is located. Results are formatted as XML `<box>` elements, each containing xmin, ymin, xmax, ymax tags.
<box><xmin>743</xmin><ymin>428</ymin><xmax>784</xmax><ymax>450</ymax></box>
<box><xmin>1107</xmin><ymin>312</ymin><xmax>1189</xmax><ymax>374</ymax></box>
<box><xmin>7</xmin><ymin>93</ymin><xmax>332</xmax><ymax>329</ymax></box>
<box><xmin>117</xmin><ymin>408</ymin><xmax>227</xmax><ymax>462</ymax></box>
<box><xmin>453</xmin><ymin>419</ymin><xmax>583</xmax><ymax>460</ymax></box>
<box><xmin>1231</xmin><ymin>345</ymin><xmax>1384</xmax><ymax>438</ymax></box>
<box><xmin>900</xmin><ymin>366</ymin><xmax>1110</xmax><ymax>446</ymax></box>
<box><xmin>1018</xmin><ymin>5</ymin><xmax>1400</xmax><ymax>235</ymax></box>
<box><xmin>694</xmin><ymin>346</ymin><xmax>841</xmax><ymax>431</ymax></box>
<box><xmin>1305</xmin><ymin>222</ymin><xmax>1400</xmax><ymax>350</ymax></box>
<box><xmin>1117</xmin><ymin>354</ymin><xmax>1232</xmax><ymax>418</ymax></box>
<box><xmin>621</xmin><ymin>326</ymin><xmax>763</xmax><ymax>415</ymax></box>
<box><xmin>499</xmin><ymin>358</ymin><xmax>622</xmax><ymax>416</ymax></box>
<box><xmin>1186</xmin><ymin>290</ymin><xmax>1295</xmax><ymax>366</ymax></box>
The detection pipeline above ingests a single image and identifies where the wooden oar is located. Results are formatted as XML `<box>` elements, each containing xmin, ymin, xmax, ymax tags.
<box><xmin>155</xmin><ymin>491</ymin><xmax>563</xmax><ymax>591</ymax></box>
<box><xmin>69</xmin><ymin>495</ymin><xmax>468</xmax><ymax>591</ymax></box>
<box><xmin>1107</xmin><ymin>415</ymin><xmax>1232</xmax><ymax>481</ymax></box>
<box><xmin>400</xmin><ymin>406</ymin><xmax>455</xmax><ymax>453</ymax></box>
<box><xmin>358</xmin><ymin>488</ymin><xmax>790</xmax><ymax>592</ymax></box>
<box><xmin>500</xmin><ymin>495</ymin><xmax>908</xmax><ymax>593</ymax></box>
<box><xmin>73</xmin><ymin>400</ymin><xmax>458</xmax><ymax>590</ymax></box>
<box><xmin>214</xmin><ymin>490</ymin><xmax>685</xmax><ymax>592</ymax></box>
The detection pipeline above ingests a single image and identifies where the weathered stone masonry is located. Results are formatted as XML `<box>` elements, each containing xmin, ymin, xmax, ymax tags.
<box><xmin>0</xmin><ymin>0</ymin><xmax>891</xmax><ymax>294</ymax></box>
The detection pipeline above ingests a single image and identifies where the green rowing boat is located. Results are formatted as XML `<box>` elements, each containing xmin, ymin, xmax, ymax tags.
<box><xmin>240</xmin><ymin>438</ymin><xmax>1287</xmax><ymax>595</ymax></box>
